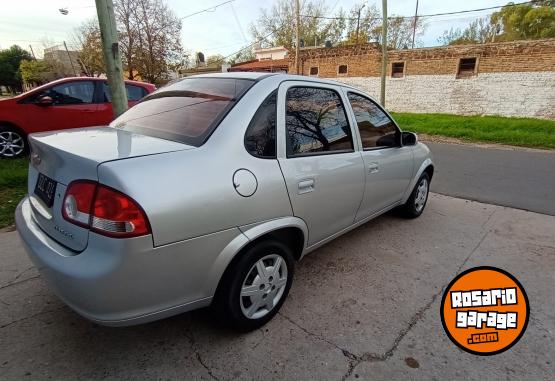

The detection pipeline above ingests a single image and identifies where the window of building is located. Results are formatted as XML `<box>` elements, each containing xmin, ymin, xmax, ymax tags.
<box><xmin>244</xmin><ymin>91</ymin><xmax>277</xmax><ymax>158</ymax></box>
<box><xmin>286</xmin><ymin>87</ymin><xmax>354</xmax><ymax>156</ymax></box>
<box><xmin>391</xmin><ymin>62</ymin><xmax>405</xmax><ymax>78</ymax></box>
<box><xmin>457</xmin><ymin>57</ymin><xmax>477</xmax><ymax>77</ymax></box>
<box><xmin>347</xmin><ymin>92</ymin><xmax>399</xmax><ymax>149</ymax></box>
<box><xmin>338</xmin><ymin>65</ymin><xmax>348</xmax><ymax>75</ymax></box>
<box><xmin>309</xmin><ymin>67</ymin><xmax>319</xmax><ymax>76</ymax></box>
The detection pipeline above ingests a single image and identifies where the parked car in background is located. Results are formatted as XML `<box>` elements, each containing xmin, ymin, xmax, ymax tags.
<box><xmin>0</xmin><ymin>77</ymin><xmax>155</xmax><ymax>158</ymax></box>
<box><xmin>16</xmin><ymin>73</ymin><xmax>434</xmax><ymax>331</ymax></box>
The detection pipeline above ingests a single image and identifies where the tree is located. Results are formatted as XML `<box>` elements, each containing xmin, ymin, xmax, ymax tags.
<box><xmin>206</xmin><ymin>54</ymin><xmax>226</xmax><ymax>67</ymax></box>
<box><xmin>19</xmin><ymin>59</ymin><xmax>52</xmax><ymax>86</ymax></box>
<box><xmin>344</xmin><ymin>3</ymin><xmax>381</xmax><ymax>44</ymax></box>
<box><xmin>129</xmin><ymin>0</ymin><xmax>183</xmax><ymax>84</ymax></box>
<box><xmin>115</xmin><ymin>0</ymin><xmax>139</xmax><ymax>79</ymax></box>
<box><xmin>74</xmin><ymin>19</ymin><xmax>105</xmax><ymax>77</ymax></box>
<box><xmin>491</xmin><ymin>1</ymin><xmax>555</xmax><ymax>41</ymax></box>
<box><xmin>438</xmin><ymin>17</ymin><xmax>497</xmax><ymax>45</ymax></box>
<box><xmin>438</xmin><ymin>1</ymin><xmax>555</xmax><ymax>45</ymax></box>
<box><xmin>0</xmin><ymin>45</ymin><xmax>32</xmax><ymax>93</ymax></box>
<box><xmin>228</xmin><ymin>49</ymin><xmax>256</xmax><ymax>65</ymax></box>
<box><xmin>250</xmin><ymin>0</ymin><xmax>346</xmax><ymax>48</ymax></box>
<box><xmin>371</xmin><ymin>16</ymin><xmax>426</xmax><ymax>49</ymax></box>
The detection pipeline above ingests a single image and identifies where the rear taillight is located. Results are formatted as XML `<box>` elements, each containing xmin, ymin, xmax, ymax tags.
<box><xmin>62</xmin><ymin>181</ymin><xmax>151</xmax><ymax>238</ymax></box>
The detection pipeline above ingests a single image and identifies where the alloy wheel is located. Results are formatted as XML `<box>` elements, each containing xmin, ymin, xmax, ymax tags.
<box><xmin>414</xmin><ymin>178</ymin><xmax>429</xmax><ymax>212</ymax></box>
<box><xmin>0</xmin><ymin>131</ymin><xmax>25</xmax><ymax>157</ymax></box>
<box><xmin>240</xmin><ymin>254</ymin><xmax>288</xmax><ymax>319</ymax></box>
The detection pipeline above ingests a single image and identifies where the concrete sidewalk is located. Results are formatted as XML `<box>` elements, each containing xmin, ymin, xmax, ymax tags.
<box><xmin>0</xmin><ymin>194</ymin><xmax>554</xmax><ymax>380</ymax></box>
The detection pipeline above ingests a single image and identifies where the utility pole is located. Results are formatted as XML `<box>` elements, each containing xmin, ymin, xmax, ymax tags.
<box><xmin>295</xmin><ymin>0</ymin><xmax>300</xmax><ymax>74</ymax></box>
<box><xmin>380</xmin><ymin>0</ymin><xmax>388</xmax><ymax>107</ymax></box>
<box><xmin>95</xmin><ymin>0</ymin><xmax>128</xmax><ymax>118</ymax></box>
<box><xmin>355</xmin><ymin>4</ymin><xmax>366</xmax><ymax>45</ymax></box>
<box><xmin>411</xmin><ymin>0</ymin><xmax>419</xmax><ymax>49</ymax></box>
<box><xmin>63</xmin><ymin>41</ymin><xmax>78</xmax><ymax>76</ymax></box>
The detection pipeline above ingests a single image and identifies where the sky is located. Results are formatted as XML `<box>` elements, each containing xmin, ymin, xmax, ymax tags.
<box><xmin>0</xmin><ymin>0</ymin><xmax>514</xmax><ymax>58</ymax></box>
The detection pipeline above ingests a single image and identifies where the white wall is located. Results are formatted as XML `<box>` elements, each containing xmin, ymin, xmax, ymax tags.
<box><xmin>335</xmin><ymin>72</ymin><xmax>555</xmax><ymax>120</ymax></box>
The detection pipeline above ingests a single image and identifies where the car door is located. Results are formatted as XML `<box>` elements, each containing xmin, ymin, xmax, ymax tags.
<box><xmin>344</xmin><ymin>91</ymin><xmax>414</xmax><ymax>221</ymax></box>
<box><xmin>277</xmin><ymin>82</ymin><xmax>365</xmax><ymax>246</ymax></box>
<box><xmin>20</xmin><ymin>80</ymin><xmax>98</xmax><ymax>133</ymax></box>
<box><xmin>98</xmin><ymin>82</ymin><xmax>148</xmax><ymax>123</ymax></box>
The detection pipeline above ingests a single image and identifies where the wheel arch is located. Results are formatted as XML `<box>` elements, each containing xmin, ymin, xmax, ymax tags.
<box><xmin>401</xmin><ymin>158</ymin><xmax>434</xmax><ymax>204</ymax></box>
<box><xmin>0</xmin><ymin>121</ymin><xmax>26</xmax><ymax>136</ymax></box>
<box><xmin>207</xmin><ymin>217</ymin><xmax>308</xmax><ymax>299</ymax></box>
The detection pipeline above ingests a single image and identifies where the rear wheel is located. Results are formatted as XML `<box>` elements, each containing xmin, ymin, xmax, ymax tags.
<box><xmin>0</xmin><ymin>126</ymin><xmax>27</xmax><ymax>158</ymax></box>
<box><xmin>213</xmin><ymin>239</ymin><xmax>294</xmax><ymax>331</ymax></box>
<box><xmin>399</xmin><ymin>172</ymin><xmax>430</xmax><ymax>218</ymax></box>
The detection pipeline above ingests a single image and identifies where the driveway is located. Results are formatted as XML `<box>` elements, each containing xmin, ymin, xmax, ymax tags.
<box><xmin>1</xmin><ymin>194</ymin><xmax>554</xmax><ymax>380</ymax></box>
<box><xmin>427</xmin><ymin>142</ymin><xmax>555</xmax><ymax>216</ymax></box>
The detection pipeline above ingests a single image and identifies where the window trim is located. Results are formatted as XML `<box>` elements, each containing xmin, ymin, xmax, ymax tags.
<box><xmin>285</xmin><ymin>85</ymin><xmax>355</xmax><ymax>159</ymax></box>
<box><xmin>391</xmin><ymin>61</ymin><xmax>405</xmax><ymax>78</ymax></box>
<box><xmin>346</xmin><ymin>90</ymin><xmax>403</xmax><ymax>150</ymax></box>
<box><xmin>309</xmin><ymin>66</ymin><xmax>319</xmax><ymax>76</ymax></box>
<box><xmin>456</xmin><ymin>57</ymin><xmax>478</xmax><ymax>78</ymax></box>
<box><xmin>244</xmin><ymin>90</ymin><xmax>278</xmax><ymax>159</ymax></box>
<box><xmin>338</xmin><ymin>64</ymin><xmax>348</xmax><ymax>76</ymax></box>
<box><xmin>20</xmin><ymin>80</ymin><xmax>96</xmax><ymax>106</ymax></box>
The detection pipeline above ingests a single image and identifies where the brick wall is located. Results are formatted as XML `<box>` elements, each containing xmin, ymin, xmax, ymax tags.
<box><xmin>288</xmin><ymin>39</ymin><xmax>555</xmax><ymax>119</ymax></box>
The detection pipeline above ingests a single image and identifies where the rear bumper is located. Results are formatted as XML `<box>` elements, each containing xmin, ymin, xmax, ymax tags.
<box><xmin>15</xmin><ymin>197</ymin><xmax>244</xmax><ymax>326</ymax></box>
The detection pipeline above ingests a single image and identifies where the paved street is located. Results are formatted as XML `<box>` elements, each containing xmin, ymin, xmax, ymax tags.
<box><xmin>427</xmin><ymin>142</ymin><xmax>555</xmax><ymax>216</ymax></box>
<box><xmin>1</xmin><ymin>194</ymin><xmax>554</xmax><ymax>380</ymax></box>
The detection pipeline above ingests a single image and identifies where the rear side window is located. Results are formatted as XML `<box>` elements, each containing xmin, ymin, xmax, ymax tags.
<box><xmin>245</xmin><ymin>91</ymin><xmax>277</xmax><ymax>158</ymax></box>
<box><xmin>111</xmin><ymin>78</ymin><xmax>255</xmax><ymax>147</ymax></box>
<box><xmin>286</xmin><ymin>86</ymin><xmax>353</xmax><ymax>156</ymax></box>
<box><xmin>103</xmin><ymin>83</ymin><xmax>149</xmax><ymax>102</ymax></box>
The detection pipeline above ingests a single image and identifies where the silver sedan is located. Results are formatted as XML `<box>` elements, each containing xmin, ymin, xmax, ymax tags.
<box><xmin>16</xmin><ymin>73</ymin><xmax>434</xmax><ymax>331</ymax></box>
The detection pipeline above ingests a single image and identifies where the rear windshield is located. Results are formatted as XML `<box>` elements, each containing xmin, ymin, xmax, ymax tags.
<box><xmin>110</xmin><ymin>77</ymin><xmax>255</xmax><ymax>146</ymax></box>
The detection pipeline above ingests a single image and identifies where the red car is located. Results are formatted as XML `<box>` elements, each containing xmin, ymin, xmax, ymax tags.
<box><xmin>0</xmin><ymin>77</ymin><xmax>156</xmax><ymax>158</ymax></box>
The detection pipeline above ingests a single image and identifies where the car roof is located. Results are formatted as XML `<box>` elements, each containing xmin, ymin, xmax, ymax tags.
<box><xmin>180</xmin><ymin>72</ymin><xmax>355</xmax><ymax>89</ymax></box>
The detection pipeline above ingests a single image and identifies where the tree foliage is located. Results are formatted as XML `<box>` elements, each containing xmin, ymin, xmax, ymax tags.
<box><xmin>74</xmin><ymin>0</ymin><xmax>183</xmax><ymax>84</ymax></box>
<box><xmin>439</xmin><ymin>1</ymin><xmax>555</xmax><ymax>45</ymax></box>
<box><xmin>0</xmin><ymin>45</ymin><xmax>32</xmax><ymax>93</ymax></box>
<box><xmin>74</xmin><ymin>19</ymin><xmax>105</xmax><ymax>77</ymax></box>
<box><xmin>19</xmin><ymin>59</ymin><xmax>52</xmax><ymax>86</ymax></box>
<box><xmin>250</xmin><ymin>0</ymin><xmax>425</xmax><ymax>49</ymax></box>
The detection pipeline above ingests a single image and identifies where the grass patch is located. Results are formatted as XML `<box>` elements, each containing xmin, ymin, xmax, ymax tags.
<box><xmin>391</xmin><ymin>113</ymin><xmax>555</xmax><ymax>149</ymax></box>
<box><xmin>0</xmin><ymin>158</ymin><xmax>28</xmax><ymax>228</ymax></box>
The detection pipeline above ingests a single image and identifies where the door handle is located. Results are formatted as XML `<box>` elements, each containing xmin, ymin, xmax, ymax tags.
<box><xmin>298</xmin><ymin>179</ymin><xmax>315</xmax><ymax>194</ymax></box>
<box><xmin>368</xmin><ymin>162</ymin><xmax>379</xmax><ymax>174</ymax></box>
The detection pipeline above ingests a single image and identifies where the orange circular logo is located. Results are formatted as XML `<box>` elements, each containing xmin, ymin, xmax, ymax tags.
<box><xmin>441</xmin><ymin>266</ymin><xmax>529</xmax><ymax>355</ymax></box>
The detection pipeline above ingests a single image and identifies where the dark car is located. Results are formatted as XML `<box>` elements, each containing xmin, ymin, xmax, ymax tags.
<box><xmin>0</xmin><ymin>77</ymin><xmax>156</xmax><ymax>158</ymax></box>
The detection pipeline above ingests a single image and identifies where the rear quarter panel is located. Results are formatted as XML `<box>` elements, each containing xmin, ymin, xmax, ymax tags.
<box><xmin>97</xmin><ymin>78</ymin><xmax>293</xmax><ymax>246</ymax></box>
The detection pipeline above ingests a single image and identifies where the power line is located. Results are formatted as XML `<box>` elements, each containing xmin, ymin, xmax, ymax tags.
<box><xmin>180</xmin><ymin>0</ymin><xmax>235</xmax><ymax>20</ymax></box>
<box><xmin>301</xmin><ymin>1</ymin><xmax>534</xmax><ymax>21</ymax></box>
<box><xmin>212</xmin><ymin>30</ymin><xmax>275</xmax><ymax>65</ymax></box>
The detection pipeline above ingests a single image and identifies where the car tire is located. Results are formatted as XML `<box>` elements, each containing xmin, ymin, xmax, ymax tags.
<box><xmin>213</xmin><ymin>239</ymin><xmax>294</xmax><ymax>331</ymax></box>
<box><xmin>399</xmin><ymin>172</ymin><xmax>430</xmax><ymax>218</ymax></box>
<box><xmin>0</xmin><ymin>125</ymin><xmax>27</xmax><ymax>158</ymax></box>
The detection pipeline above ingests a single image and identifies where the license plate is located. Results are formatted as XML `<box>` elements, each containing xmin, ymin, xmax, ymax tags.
<box><xmin>34</xmin><ymin>173</ymin><xmax>57</xmax><ymax>208</ymax></box>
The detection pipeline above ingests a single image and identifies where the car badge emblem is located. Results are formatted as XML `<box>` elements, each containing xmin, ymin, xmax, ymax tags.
<box><xmin>31</xmin><ymin>152</ymin><xmax>41</xmax><ymax>166</ymax></box>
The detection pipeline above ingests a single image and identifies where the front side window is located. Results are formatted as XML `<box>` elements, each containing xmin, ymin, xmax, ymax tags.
<box><xmin>347</xmin><ymin>93</ymin><xmax>398</xmax><ymax>149</ymax></box>
<box><xmin>286</xmin><ymin>87</ymin><xmax>353</xmax><ymax>156</ymax></box>
<box><xmin>111</xmin><ymin>78</ymin><xmax>254</xmax><ymax>147</ymax></box>
<box><xmin>46</xmin><ymin>81</ymin><xmax>94</xmax><ymax>105</ymax></box>
<box><xmin>245</xmin><ymin>91</ymin><xmax>277</xmax><ymax>158</ymax></box>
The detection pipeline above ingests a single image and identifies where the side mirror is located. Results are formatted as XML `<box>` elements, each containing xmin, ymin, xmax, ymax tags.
<box><xmin>36</xmin><ymin>96</ymin><xmax>53</xmax><ymax>106</ymax></box>
<box><xmin>402</xmin><ymin>131</ymin><xmax>418</xmax><ymax>146</ymax></box>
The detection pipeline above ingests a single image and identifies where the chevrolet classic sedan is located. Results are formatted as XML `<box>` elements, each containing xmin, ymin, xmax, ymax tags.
<box><xmin>16</xmin><ymin>73</ymin><xmax>434</xmax><ymax>331</ymax></box>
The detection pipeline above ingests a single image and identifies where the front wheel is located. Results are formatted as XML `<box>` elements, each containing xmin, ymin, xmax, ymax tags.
<box><xmin>213</xmin><ymin>240</ymin><xmax>294</xmax><ymax>331</ymax></box>
<box><xmin>0</xmin><ymin>126</ymin><xmax>27</xmax><ymax>158</ymax></box>
<box><xmin>399</xmin><ymin>172</ymin><xmax>430</xmax><ymax>218</ymax></box>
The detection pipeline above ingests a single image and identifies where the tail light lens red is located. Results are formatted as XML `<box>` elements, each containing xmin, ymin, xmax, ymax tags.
<box><xmin>62</xmin><ymin>181</ymin><xmax>151</xmax><ymax>238</ymax></box>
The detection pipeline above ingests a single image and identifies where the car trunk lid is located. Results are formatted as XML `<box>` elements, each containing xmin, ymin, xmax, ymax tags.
<box><xmin>27</xmin><ymin>126</ymin><xmax>192</xmax><ymax>252</ymax></box>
